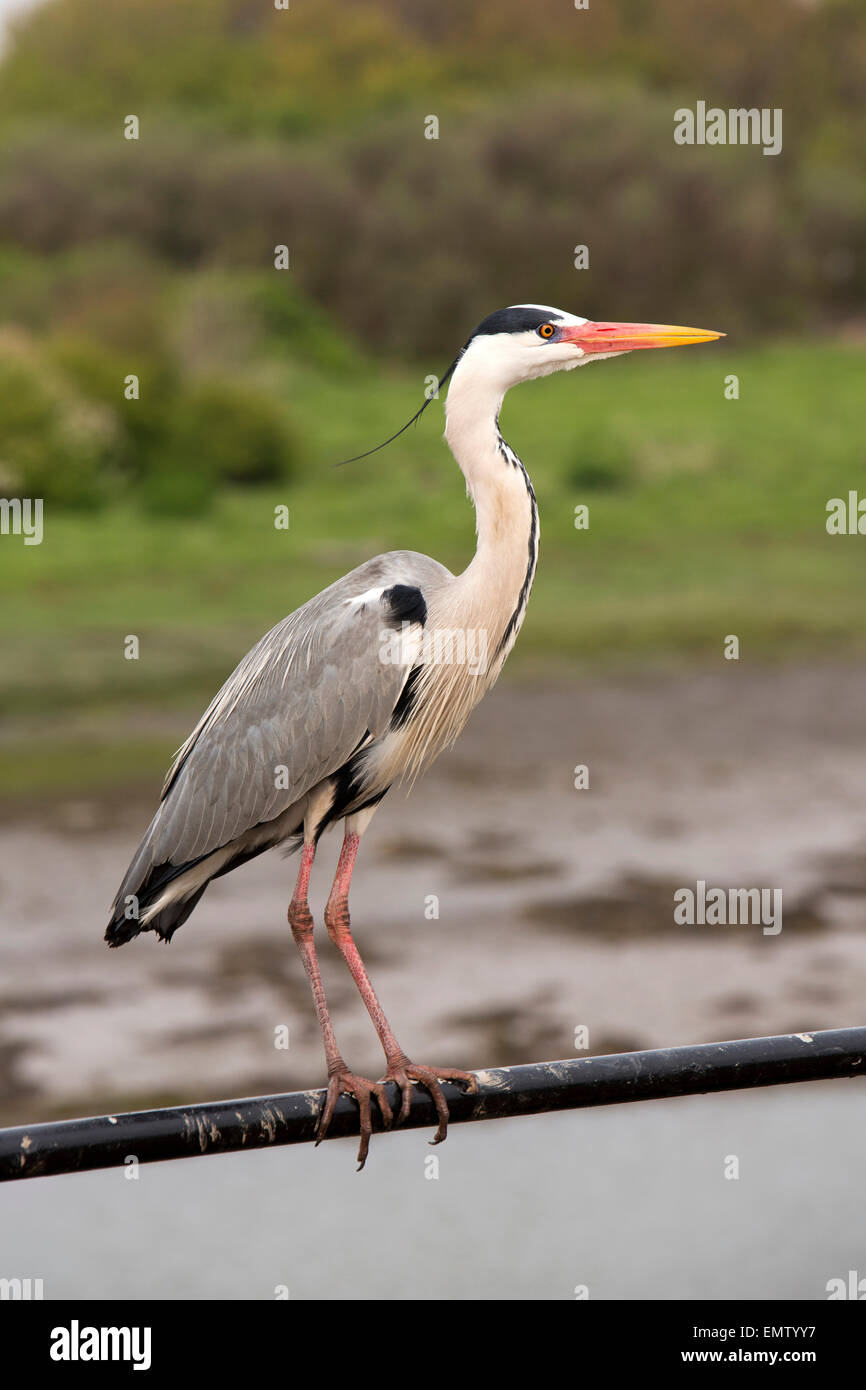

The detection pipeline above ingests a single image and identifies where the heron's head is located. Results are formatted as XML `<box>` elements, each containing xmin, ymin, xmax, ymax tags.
<box><xmin>338</xmin><ymin>302</ymin><xmax>722</xmax><ymax>466</ymax></box>
<box><xmin>455</xmin><ymin>303</ymin><xmax>723</xmax><ymax>392</ymax></box>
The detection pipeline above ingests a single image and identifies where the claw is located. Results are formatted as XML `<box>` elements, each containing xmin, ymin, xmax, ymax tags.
<box><xmin>379</xmin><ymin>1061</ymin><xmax>477</xmax><ymax>1149</ymax></box>
<box><xmin>391</xmin><ymin>1076</ymin><xmax>413</xmax><ymax>1126</ymax></box>
<box><xmin>315</xmin><ymin>1068</ymin><xmax>393</xmax><ymax>1169</ymax></box>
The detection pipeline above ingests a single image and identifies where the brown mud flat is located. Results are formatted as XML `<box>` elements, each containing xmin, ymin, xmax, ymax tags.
<box><xmin>1</xmin><ymin>662</ymin><xmax>865</xmax><ymax>1127</ymax></box>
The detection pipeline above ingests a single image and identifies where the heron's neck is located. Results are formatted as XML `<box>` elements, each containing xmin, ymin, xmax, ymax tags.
<box><xmin>444</xmin><ymin>367</ymin><xmax>539</xmax><ymax>656</ymax></box>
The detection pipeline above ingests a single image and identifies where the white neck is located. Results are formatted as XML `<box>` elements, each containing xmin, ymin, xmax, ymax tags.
<box><xmin>443</xmin><ymin>352</ymin><xmax>539</xmax><ymax>659</ymax></box>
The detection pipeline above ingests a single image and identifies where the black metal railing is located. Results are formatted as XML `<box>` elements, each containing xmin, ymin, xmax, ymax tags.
<box><xmin>1</xmin><ymin>1027</ymin><xmax>863</xmax><ymax>1181</ymax></box>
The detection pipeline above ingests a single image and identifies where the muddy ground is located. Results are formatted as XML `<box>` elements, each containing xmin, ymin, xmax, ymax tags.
<box><xmin>1</xmin><ymin>661</ymin><xmax>865</xmax><ymax>1127</ymax></box>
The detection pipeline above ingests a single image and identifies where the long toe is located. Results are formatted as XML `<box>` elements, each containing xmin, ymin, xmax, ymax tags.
<box><xmin>379</xmin><ymin>1067</ymin><xmax>415</xmax><ymax>1126</ymax></box>
<box><xmin>314</xmin><ymin>1068</ymin><xmax>393</xmax><ymax>1168</ymax></box>
<box><xmin>381</xmin><ymin>1060</ymin><xmax>477</xmax><ymax>1147</ymax></box>
<box><xmin>314</xmin><ymin>1074</ymin><xmax>343</xmax><ymax>1147</ymax></box>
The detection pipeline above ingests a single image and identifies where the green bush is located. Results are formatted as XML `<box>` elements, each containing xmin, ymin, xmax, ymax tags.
<box><xmin>163</xmin><ymin>379</ymin><xmax>296</xmax><ymax>488</ymax></box>
<box><xmin>247</xmin><ymin>277</ymin><xmax>360</xmax><ymax>374</ymax></box>
<box><xmin>47</xmin><ymin>336</ymin><xmax>298</xmax><ymax>515</ymax></box>
<box><xmin>1</xmin><ymin>83</ymin><xmax>861</xmax><ymax>358</ymax></box>
<box><xmin>168</xmin><ymin>271</ymin><xmax>360</xmax><ymax>376</ymax></box>
<box><xmin>0</xmin><ymin>332</ymin><xmax>118</xmax><ymax>508</ymax></box>
<box><xmin>49</xmin><ymin>335</ymin><xmax>182</xmax><ymax>486</ymax></box>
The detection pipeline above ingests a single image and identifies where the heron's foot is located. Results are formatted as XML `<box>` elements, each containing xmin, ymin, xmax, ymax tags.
<box><xmin>380</xmin><ymin>1058</ymin><xmax>478</xmax><ymax>1146</ymax></box>
<box><xmin>316</xmin><ymin>1066</ymin><xmax>393</xmax><ymax>1171</ymax></box>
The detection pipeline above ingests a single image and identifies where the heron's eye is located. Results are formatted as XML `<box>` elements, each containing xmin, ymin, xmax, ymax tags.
<box><xmin>538</xmin><ymin>323</ymin><xmax>556</xmax><ymax>339</ymax></box>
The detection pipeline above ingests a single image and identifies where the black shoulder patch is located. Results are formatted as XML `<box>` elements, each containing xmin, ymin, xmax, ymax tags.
<box><xmin>471</xmin><ymin>306</ymin><xmax>563</xmax><ymax>339</ymax></box>
<box><xmin>383</xmin><ymin>584</ymin><xmax>427</xmax><ymax>627</ymax></box>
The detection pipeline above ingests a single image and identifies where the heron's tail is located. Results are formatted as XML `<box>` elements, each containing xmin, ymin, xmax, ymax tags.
<box><xmin>104</xmin><ymin>828</ymin><xmax>302</xmax><ymax>947</ymax></box>
<box><xmin>104</xmin><ymin>853</ymin><xmax>213</xmax><ymax>947</ymax></box>
<box><xmin>105</xmin><ymin>879</ymin><xmax>210</xmax><ymax>947</ymax></box>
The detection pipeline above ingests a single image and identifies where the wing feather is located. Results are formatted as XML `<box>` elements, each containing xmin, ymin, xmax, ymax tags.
<box><xmin>142</xmin><ymin>554</ymin><xmax>447</xmax><ymax>874</ymax></box>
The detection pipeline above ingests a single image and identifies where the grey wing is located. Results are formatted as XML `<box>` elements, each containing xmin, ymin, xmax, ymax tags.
<box><xmin>119</xmin><ymin>552</ymin><xmax>448</xmax><ymax>885</ymax></box>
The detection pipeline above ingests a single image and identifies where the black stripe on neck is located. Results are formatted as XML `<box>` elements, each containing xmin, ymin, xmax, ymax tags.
<box><xmin>493</xmin><ymin>439</ymin><xmax>539</xmax><ymax>660</ymax></box>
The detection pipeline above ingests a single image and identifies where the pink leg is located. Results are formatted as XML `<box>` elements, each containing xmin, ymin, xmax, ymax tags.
<box><xmin>324</xmin><ymin>830</ymin><xmax>477</xmax><ymax>1147</ymax></box>
<box><xmin>288</xmin><ymin>839</ymin><xmax>392</xmax><ymax>1168</ymax></box>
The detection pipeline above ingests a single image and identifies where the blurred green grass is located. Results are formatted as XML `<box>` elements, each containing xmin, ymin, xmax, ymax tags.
<box><xmin>2</xmin><ymin>337</ymin><xmax>863</xmax><ymax>797</ymax></box>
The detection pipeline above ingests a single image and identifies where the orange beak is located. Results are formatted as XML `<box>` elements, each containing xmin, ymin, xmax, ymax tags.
<box><xmin>559</xmin><ymin>322</ymin><xmax>724</xmax><ymax>353</ymax></box>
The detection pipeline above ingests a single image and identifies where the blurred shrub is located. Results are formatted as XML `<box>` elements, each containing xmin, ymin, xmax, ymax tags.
<box><xmin>0</xmin><ymin>0</ymin><xmax>862</xmax><ymax>519</ymax></box>
<box><xmin>137</xmin><ymin>378</ymin><xmax>296</xmax><ymax>515</ymax></box>
<box><xmin>168</xmin><ymin>270</ymin><xmax>360</xmax><ymax>376</ymax></box>
<box><xmin>0</xmin><ymin>0</ymin><xmax>861</xmax><ymax>166</ymax></box>
<box><xmin>246</xmin><ymin>276</ymin><xmax>361</xmax><ymax>374</ymax></box>
<box><xmin>49</xmin><ymin>336</ymin><xmax>179</xmax><ymax>484</ymax></box>
<box><xmin>0</xmin><ymin>83</ymin><xmax>862</xmax><ymax>358</ymax></box>
<box><xmin>45</xmin><ymin>337</ymin><xmax>298</xmax><ymax>514</ymax></box>
<box><xmin>0</xmin><ymin>330</ymin><xmax>118</xmax><ymax>508</ymax></box>
<box><xmin>160</xmin><ymin>379</ymin><xmax>296</xmax><ymax>488</ymax></box>
<box><xmin>0</xmin><ymin>244</ymin><xmax>171</xmax><ymax>373</ymax></box>
<box><xmin>0</xmin><ymin>0</ymin><xmax>438</xmax><ymax>136</ymax></box>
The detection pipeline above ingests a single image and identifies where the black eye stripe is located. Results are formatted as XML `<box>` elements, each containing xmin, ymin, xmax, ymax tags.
<box><xmin>470</xmin><ymin>307</ymin><xmax>564</xmax><ymax>338</ymax></box>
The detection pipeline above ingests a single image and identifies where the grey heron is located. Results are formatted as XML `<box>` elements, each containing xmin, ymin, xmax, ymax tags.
<box><xmin>106</xmin><ymin>304</ymin><xmax>722</xmax><ymax>1166</ymax></box>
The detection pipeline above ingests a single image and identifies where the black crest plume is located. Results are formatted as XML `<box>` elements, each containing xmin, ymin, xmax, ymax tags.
<box><xmin>335</xmin><ymin>352</ymin><xmax>463</xmax><ymax>467</ymax></box>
